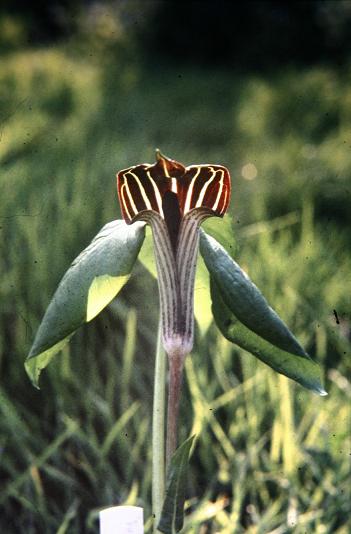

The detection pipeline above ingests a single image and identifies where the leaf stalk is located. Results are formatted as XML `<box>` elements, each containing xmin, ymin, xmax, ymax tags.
<box><xmin>152</xmin><ymin>322</ymin><xmax>167</xmax><ymax>532</ymax></box>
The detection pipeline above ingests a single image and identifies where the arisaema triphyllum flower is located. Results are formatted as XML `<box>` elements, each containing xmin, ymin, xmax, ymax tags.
<box><xmin>117</xmin><ymin>150</ymin><xmax>231</xmax><ymax>458</ymax></box>
<box><xmin>25</xmin><ymin>150</ymin><xmax>326</xmax><ymax>460</ymax></box>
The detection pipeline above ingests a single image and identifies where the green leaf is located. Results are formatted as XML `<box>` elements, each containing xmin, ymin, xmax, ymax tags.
<box><xmin>158</xmin><ymin>435</ymin><xmax>195</xmax><ymax>534</ymax></box>
<box><xmin>210</xmin><ymin>277</ymin><xmax>327</xmax><ymax>395</ymax></box>
<box><xmin>200</xmin><ymin>230</ymin><xmax>308</xmax><ymax>358</ymax></box>
<box><xmin>202</xmin><ymin>213</ymin><xmax>236</xmax><ymax>257</ymax></box>
<box><xmin>194</xmin><ymin>255</ymin><xmax>212</xmax><ymax>336</ymax></box>
<box><xmin>194</xmin><ymin>215</ymin><xmax>236</xmax><ymax>336</ymax></box>
<box><xmin>137</xmin><ymin>225</ymin><xmax>157</xmax><ymax>277</ymax></box>
<box><xmin>25</xmin><ymin>220</ymin><xmax>145</xmax><ymax>388</ymax></box>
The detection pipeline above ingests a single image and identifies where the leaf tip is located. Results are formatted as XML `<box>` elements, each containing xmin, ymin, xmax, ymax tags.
<box><xmin>24</xmin><ymin>358</ymin><xmax>41</xmax><ymax>389</ymax></box>
<box><xmin>309</xmin><ymin>380</ymin><xmax>327</xmax><ymax>396</ymax></box>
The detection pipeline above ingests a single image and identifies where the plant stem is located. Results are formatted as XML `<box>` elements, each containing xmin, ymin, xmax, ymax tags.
<box><xmin>166</xmin><ymin>351</ymin><xmax>185</xmax><ymax>467</ymax></box>
<box><xmin>152</xmin><ymin>322</ymin><xmax>166</xmax><ymax>533</ymax></box>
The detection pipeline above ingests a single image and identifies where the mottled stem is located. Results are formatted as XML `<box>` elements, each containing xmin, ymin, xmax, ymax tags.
<box><xmin>166</xmin><ymin>350</ymin><xmax>186</xmax><ymax>467</ymax></box>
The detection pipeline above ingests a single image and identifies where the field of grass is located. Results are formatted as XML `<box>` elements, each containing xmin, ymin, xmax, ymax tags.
<box><xmin>0</xmin><ymin>43</ymin><xmax>350</xmax><ymax>533</ymax></box>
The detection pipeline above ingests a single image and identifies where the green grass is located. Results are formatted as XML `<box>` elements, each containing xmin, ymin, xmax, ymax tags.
<box><xmin>0</xmin><ymin>45</ymin><xmax>350</xmax><ymax>532</ymax></box>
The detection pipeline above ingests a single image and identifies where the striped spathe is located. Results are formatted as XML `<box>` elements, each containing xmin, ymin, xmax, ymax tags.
<box><xmin>116</xmin><ymin>151</ymin><xmax>231</xmax><ymax>359</ymax></box>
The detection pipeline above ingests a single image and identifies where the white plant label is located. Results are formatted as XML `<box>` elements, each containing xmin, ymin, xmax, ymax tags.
<box><xmin>99</xmin><ymin>505</ymin><xmax>144</xmax><ymax>534</ymax></box>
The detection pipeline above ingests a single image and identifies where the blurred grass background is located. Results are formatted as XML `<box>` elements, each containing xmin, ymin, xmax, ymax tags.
<box><xmin>0</xmin><ymin>1</ymin><xmax>350</xmax><ymax>532</ymax></box>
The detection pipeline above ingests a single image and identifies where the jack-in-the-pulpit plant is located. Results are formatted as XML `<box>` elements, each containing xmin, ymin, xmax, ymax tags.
<box><xmin>25</xmin><ymin>150</ymin><xmax>326</xmax><ymax>534</ymax></box>
<box><xmin>117</xmin><ymin>150</ymin><xmax>231</xmax><ymax>462</ymax></box>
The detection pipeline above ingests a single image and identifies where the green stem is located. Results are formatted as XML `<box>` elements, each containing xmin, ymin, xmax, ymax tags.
<box><xmin>152</xmin><ymin>322</ymin><xmax>166</xmax><ymax>532</ymax></box>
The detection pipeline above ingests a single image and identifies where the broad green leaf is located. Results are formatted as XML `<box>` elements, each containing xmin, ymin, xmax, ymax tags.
<box><xmin>137</xmin><ymin>225</ymin><xmax>157</xmax><ymax>277</ymax></box>
<box><xmin>194</xmin><ymin>255</ymin><xmax>212</xmax><ymax>336</ymax></box>
<box><xmin>194</xmin><ymin>215</ymin><xmax>236</xmax><ymax>336</ymax></box>
<box><xmin>210</xmin><ymin>278</ymin><xmax>327</xmax><ymax>395</ymax></box>
<box><xmin>25</xmin><ymin>220</ymin><xmax>146</xmax><ymax>388</ymax></box>
<box><xmin>202</xmin><ymin>213</ymin><xmax>236</xmax><ymax>257</ymax></box>
<box><xmin>158</xmin><ymin>435</ymin><xmax>195</xmax><ymax>534</ymax></box>
<box><xmin>86</xmin><ymin>273</ymin><xmax>130</xmax><ymax>321</ymax></box>
<box><xmin>200</xmin><ymin>230</ymin><xmax>308</xmax><ymax>358</ymax></box>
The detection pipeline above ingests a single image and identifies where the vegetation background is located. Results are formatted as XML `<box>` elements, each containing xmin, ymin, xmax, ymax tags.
<box><xmin>0</xmin><ymin>1</ymin><xmax>350</xmax><ymax>532</ymax></box>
